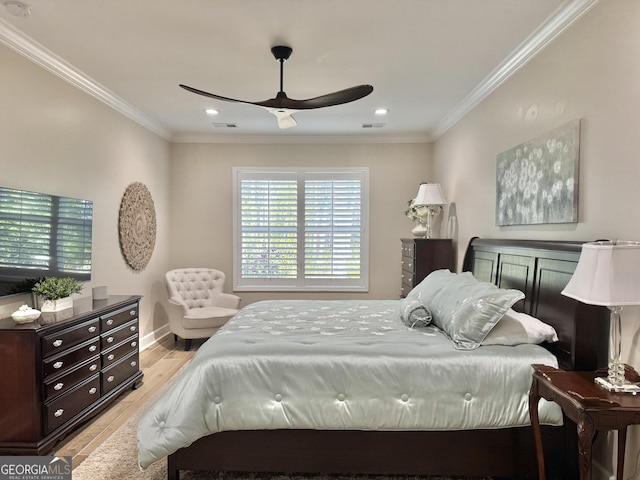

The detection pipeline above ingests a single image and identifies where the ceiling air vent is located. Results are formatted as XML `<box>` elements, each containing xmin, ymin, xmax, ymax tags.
<box><xmin>362</xmin><ymin>123</ymin><xmax>385</xmax><ymax>129</ymax></box>
<box><xmin>212</xmin><ymin>123</ymin><xmax>237</xmax><ymax>128</ymax></box>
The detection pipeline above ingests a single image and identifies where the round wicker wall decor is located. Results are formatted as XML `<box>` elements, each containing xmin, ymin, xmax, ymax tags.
<box><xmin>119</xmin><ymin>182</ymin><xmax>156</xmax><ymax>270</ymax></box>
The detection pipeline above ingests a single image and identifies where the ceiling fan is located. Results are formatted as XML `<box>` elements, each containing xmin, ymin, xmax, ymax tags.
<box><xmin>180</xmin><ymin>46</ymin><xmax>374</xmax><ymax>129</ymax></box>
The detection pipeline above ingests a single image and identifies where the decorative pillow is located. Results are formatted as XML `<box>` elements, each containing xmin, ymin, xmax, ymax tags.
<box><xmin>428</xmin><ymin>271</ymin><xmax>525</xmax><ymax>350</ymax></box>
<box><xmin>406</xmin><ymin>269</ymin><xmax>458</xmax><ymax>305</ymax></box>
<box><xmin>399</xmin><ymin>297</ymin><xmax>432</xmax><ymax>328</ymax></box>
<box><xmin>482</xmin><ymin>308</ymin><xmax>559</xmax><ymax>346</ymax></box>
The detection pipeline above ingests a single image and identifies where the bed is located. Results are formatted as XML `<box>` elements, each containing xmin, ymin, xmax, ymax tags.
<box><xmin>138</xmin><ymin>238</ymin><xmax>609</xmax><ymax>480</ymax></box>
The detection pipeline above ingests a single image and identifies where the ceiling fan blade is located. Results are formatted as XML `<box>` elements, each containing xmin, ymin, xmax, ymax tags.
<box><xmin>179</xmin><ymin>84</ymin><xmax>252</xmax><ymax>104</ymax></box>
<box><xmin>252</xmin><ymin>85</ymin><xmax>374</xmax><ymax>110</ymax></box>
<box><xmin>266</xmin><ymin>108</ymin><xmax>298</xmax><ymax>129</ymax></box>
<box><xmin>286</xmin><ymin>85</ymin><xmax>374</xmax><ymax>110</ymax></box>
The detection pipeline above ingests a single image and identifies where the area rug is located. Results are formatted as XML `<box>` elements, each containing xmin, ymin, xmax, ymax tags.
<box><xmin>71</xmin><ymin>366</ymin><xmax>492</xmax><ymax>480</ymax></box>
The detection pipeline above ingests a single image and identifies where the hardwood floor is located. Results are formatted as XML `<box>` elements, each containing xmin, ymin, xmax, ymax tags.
<box><xmin>52</xmin><ymin>334</ymin><xmax>201</xmax><ymax>469</ymax></box>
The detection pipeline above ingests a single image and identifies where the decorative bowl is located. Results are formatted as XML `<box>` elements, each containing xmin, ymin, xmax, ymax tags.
<box><xmin>11</xmin><ymin>305</ymin><xmax>41</xmax><ymax>324</ymax></box>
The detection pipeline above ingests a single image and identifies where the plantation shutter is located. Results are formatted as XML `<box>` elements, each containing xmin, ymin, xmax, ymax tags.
<box><xmin>56</xmin><ymin>197</ymin><xmax>93</xmax><ymax>274</ymax></box>
<box><xmin>0</xmin><ymin>189</ymin><xmax>52</xmax><ymax>270</ymax></box>
<box><xmin>239</xmin><ymin>178</ymin><xmax>298</xmax><ymax>282</ymax></box>
<box><xmin>304</xmin><ymin>179</ymin><xmax>361</xmax><ymax>280</ymax></box>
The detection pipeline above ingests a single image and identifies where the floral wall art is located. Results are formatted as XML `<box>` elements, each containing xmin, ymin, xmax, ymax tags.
<box><xmin>495</xmin><ymin>119</ymin><xmax>580</xmax><ymax>226</ymax></box>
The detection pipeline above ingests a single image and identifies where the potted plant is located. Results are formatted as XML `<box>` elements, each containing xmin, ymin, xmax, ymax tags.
<box><xmin>32</xmin><ymin>277</ymin><xmax>83</xmax><ymax>312</ymax></box>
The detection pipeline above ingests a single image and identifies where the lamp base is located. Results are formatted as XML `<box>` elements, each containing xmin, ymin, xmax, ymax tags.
<box><xmin>594</xmin><ymin>376</ymin><xmax>640</xmax><ymax>394</ymax></box>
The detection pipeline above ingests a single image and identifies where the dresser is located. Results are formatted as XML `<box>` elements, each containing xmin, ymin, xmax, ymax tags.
<box><xmin>401</xmin><ymin>238</ymin><xmax>455</xmax><ymax>297</ymax></box>
<box><xmin>0</xmin><ymin>295</ymin><xmax>143</xmax><ymax>455</ymax></box>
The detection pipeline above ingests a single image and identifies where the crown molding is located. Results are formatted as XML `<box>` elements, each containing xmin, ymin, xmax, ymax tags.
<box><xmin>0</xmin><ymin>18</ymin><xmax>172</xmax><ymax>140</ymax></box>
<box><xmin>431</xmin><ymin>0</ymin><xmax>600</xmax><ymax>140</ymax></box>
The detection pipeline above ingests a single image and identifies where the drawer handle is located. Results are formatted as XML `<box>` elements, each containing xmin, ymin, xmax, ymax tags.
<box><xmin>107</xmin><ymin>337</ymin><xmax>114</xmax><ymax>343</ymax></box>
<box><xmin>88</xmin><ymin>326</ymin><xmax>97</xmax><ymax>333</ymax></box>
<box><xmin>54</xmin><ymin>409</ymin><xmax>64</xmax><ymax>418</ymax></box>
<box><xmin>53</xmin><ymin>361</ymin><xmax>64</xmax><ymax>369</ymax></box>
<box><xmin>89</xmin><ymin>364</ymin><xmax>98</xmax><ymax>371</ymax></box>
<box><xmin>130</xmin><ymin>326</ymin><xmax>137</xmax><ymax>332</ymax></box>
<box><xmin>54</xmin><ymin>382</ymin><xmax>64</xmax><ymax>391</ymax></box>
<box><xmin>53</xmin><ymin>339</ymin><xmax>63</xmax><ymax>347</ymax></box>
<box><xmin>89</xmin><ymin>345</ymin><xmax>97</xmax><ymax>352</ymax></box>
<box><xmin>107</xmin><ymin>375</ymin><xmax>115</xmax><ymax>383</ymax></box>
<box><xmin>130</xmin><ymin>310</ymin><xmax>136</xmax><ymax>316</ymax></box>
<box><xmin>131</xmin><ymin>341</ymin><xmax>137</xmax><ymax>347</ymax></box>
<box><xmin>107</xmin><ymin>354</ymin><xmax>115</xmax><ymax>361</ymax></box>
<box><xmin>89</xmin><ymin>387</ymin><xmax>97</xmax><ymax>395</ymax></box>
<box><xmin>106</xmin><ymin>319</ymin><xmax>114</xmax><ymax>326</ymax></box>
<box><xmin>130</xmin><ymin>360</ymin><xmax>137</xmax><ymax>367</ymax></box>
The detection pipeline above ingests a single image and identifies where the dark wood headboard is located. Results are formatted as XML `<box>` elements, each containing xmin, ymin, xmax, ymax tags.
<box><xmin>462</xmin><ymin>238</ymin><xmax>608</xmax><ymax>371</ymax></box>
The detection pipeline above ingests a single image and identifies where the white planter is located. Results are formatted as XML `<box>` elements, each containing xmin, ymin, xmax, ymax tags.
<box><xmin>40</xmin><ymin>296</ymin><xmax>74</xmax><ymax>313</ymax></box>
<box><xmin>39</xmin><ymin>296</ymin><xmax>74</xmax><ymax>324</ymax></box>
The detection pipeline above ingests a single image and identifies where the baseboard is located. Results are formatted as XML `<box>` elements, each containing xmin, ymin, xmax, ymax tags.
<box><xmin>140</xmin><ymin>324</ymin><xmax>171</xmax><ymax>351</ymax></box>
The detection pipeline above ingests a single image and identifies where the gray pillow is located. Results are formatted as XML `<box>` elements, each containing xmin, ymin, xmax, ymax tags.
<box><xmin>428</xmin><ymin>271</ymin><xmax>525</xmax><ymax>350</ymax></box>
<box><xmin>406</xmin><ymin>269</ymin><xmax>458</xmax><ymax>305</ymax></box>
<box><xmin>399</xmin><ymin>297</ymin><xmax>432</xmax><ymax>327</ymax></box>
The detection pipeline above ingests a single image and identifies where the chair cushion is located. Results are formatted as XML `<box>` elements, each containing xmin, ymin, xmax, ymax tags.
<box><xmin>183</xmin><ymin>307</ymin><xmax>238</xmax><ymax>329</ymax></box>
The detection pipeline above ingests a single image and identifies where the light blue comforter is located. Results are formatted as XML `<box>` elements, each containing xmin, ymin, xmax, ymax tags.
<box><xmin>137</xmin><ymin>300</ymin><xmax>561</xmax><ymax>469</ymax></box>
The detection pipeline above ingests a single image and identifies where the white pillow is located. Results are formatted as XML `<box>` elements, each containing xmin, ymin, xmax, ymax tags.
<box><xmin>482</xmin><ymin>308</ymin><xmax>559</xmax><ymax>346</ymax></box>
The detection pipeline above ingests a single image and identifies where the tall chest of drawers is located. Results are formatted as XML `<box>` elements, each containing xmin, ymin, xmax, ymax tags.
<box><xmin>0</xmin><ymin>295</ymin><xmax>143</xmax><ymax>455</ymax></box>
<box><xmin>401</xmin><ymin>238</ymin><xmax>455</xmax><ymax>297</ymax></box>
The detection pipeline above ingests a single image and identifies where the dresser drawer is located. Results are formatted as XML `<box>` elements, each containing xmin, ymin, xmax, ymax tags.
<box><xmin>44</xmin><ymin>375</ymin><xmax>100</xmax><ymax>434</ymax></box>
<box><xmin>101</xmin><ymin>303</ymin><xmax>138</xmax><ymax>332</ymax></box>
<box><xmin>43</xmin><ymin>337</ymin><xmax>100</xmax><ymax>378</ymax></box>
<box><xmin>42</xmin><ymin>318</ymin><xmax>100</xmax><ymax>357</ymax></box>
<box><xmin>401</xmin><ymin>255</ymin><xmax>415</xmax><ymax>273</ymax></box>
<box><xmin>102</xmin><ymin>334</ymin><xmax>138</xmax><ymax>368</ymax></box>
<box><xmin>102</xmin><ymin>351</ymin><xmax>139</xmax><ymax>395</ymax></box>
<box><xmin>401</xmin><ymin>241</ymin><xmax>415</xmax><ymax>258</ymax></box>
<box><xmin>401</xmin><ymin>268</ymin><xmax>414</xmax><ymax>288</ymax></box>
<box><xmin>401</xmin><ymin>281</ymin><xmax>414</xmax><ymax>298</ymax></box>
<box><xmin>101</xmin><ymin>320</ymin><xmax>138</xmax><ymax>349</ymax></box>
<box><xmin>44</xmin><ymin>356</ymin><xmax>100</xmax><ymax>401</ymax></box>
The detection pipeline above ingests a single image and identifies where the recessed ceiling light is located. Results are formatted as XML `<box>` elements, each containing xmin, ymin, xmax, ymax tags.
<box><xmin>4</xmin><ymin>1</ymin><xmax>31</xmax><ymax>17</ymax></box>
<box><xmin>375</xmin><ymin>108</ymin><xmax>389</xmax><ymax>115</ymax></box>
<box><xmin>204</xmin><ymin>108</ymin><xmax>219</xmax><ymax>115</ymax></box>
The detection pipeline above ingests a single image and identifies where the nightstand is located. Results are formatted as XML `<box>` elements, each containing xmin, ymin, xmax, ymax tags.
<box><xmin>529</xmin><ymin>364</ymin><xmax>640</xmax><ymax>480</ymax></box>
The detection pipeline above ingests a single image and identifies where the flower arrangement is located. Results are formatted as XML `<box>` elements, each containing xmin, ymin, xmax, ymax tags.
<box><xmin>32</xmin><ymin>277</ymin><xmax>83</xmax><ymax>300</ymax></box>
<box><xmin>404</xmin><ymin>198</ymin><xmax>429</xmax><ymax>224</ymax></box>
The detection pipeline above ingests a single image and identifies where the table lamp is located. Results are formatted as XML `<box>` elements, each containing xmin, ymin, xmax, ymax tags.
<box><xmin>413</xmin><ymin>183</ymin><xmax>447</xmax><ymax>239</ymax></box>
<box><xmin>561</xmin><ymin>240</ymin><xmax>640</xmax><ymax>392</ymax></box>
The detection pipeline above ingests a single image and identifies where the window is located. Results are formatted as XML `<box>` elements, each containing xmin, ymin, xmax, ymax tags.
<box><xmin>233</xmin><ymin>167</ymin><xmax>369</xmax><ymax>291</ymax></box>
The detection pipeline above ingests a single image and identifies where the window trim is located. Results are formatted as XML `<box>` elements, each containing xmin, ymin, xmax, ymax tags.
<box><xmin>232</xmin><ymin>167</ymin><xmax>369</xmax><ymax>292</ymax></box>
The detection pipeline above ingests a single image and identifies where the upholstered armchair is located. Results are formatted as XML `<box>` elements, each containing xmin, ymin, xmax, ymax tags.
<box><xmin>164</xmin><ymin>268</ymin><xmax>241</xmax><ymax>350</ymax></box>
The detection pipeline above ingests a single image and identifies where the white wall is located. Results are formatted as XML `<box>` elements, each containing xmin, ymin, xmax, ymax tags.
<box><xmin>433</xmin><ymin>2</ymin><xmax>640</xmax><ymax>478</ymax></box>
<box><xmin>0</xmin><ymin>43</ymin><xmax>172</xmax><ymax>343</ymax></box>
<box><xmin>169</xmin><ymin>142</ymin><xmax>432</xmax><ymax>305</ymax></box>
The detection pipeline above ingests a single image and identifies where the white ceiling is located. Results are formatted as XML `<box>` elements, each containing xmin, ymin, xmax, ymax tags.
<box><xmin>0</xmin><ymin>0</ymin><xmax>597</xmax><ymax>143</ymax></box>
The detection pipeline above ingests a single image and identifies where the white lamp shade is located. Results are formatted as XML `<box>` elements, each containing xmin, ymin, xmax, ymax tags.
<box><xmin>561</xmin><ymin>241</ymin><xmax>640</xmax><ymax>306</ymax></box>
<box><xmin>414</xmin><ymin>183</ymin><xmax>447</xmax><ymax>206</ymax></box>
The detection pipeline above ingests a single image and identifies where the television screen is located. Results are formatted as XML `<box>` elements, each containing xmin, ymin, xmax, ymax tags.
<box><xmin>0</xmin><ymin>187</ymin><xmax>93</xmax><ymax>296</ymax></box>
